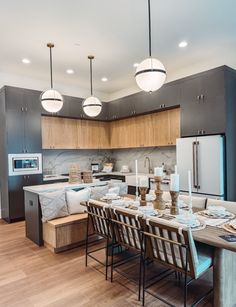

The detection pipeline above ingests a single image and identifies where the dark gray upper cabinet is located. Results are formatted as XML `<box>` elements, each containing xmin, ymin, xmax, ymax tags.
<box><xmin>108</xmin><ymin>98</ymin><xmax>136</xmax><ymax>120</ymax></box>
<box><xmin>5</xmin><ymin>87</ymin><xmax>42</xmax><ymax>153</ymax></box>
<box><xmin>180</xmin><ymin>68</ymin><xmax>226</xmax><ymax>136</ymax></box>
<box><xmin>107</xmin><ymin>80</ymin><xmax>181</xmax><ymax>120</ymax></box>
<box><xmin>134</xmin><ymin>82</ymin><xmax>181</xmax><ymax>114</ymax></box>
<box><xmin>52</xmin><ymin>94</ymin><xmax>108</xmax><ymax>121</ymax></box>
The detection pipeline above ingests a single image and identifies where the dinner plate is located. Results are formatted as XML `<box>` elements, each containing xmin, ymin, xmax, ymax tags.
<box><xmin>222</xmin><ymin>223</ymin><xmax>236</xmax><ymax>234</ymax></box>
<box><xmin>229</xmin><ymin>220</ymin><xmax>236</xmax><ymax>230</ymax></box>
<box><xmin>101</xmin><ymin>195</ymin><xmax>121</xmax><ymax>201</ymax></box>
<box><xmin>200</xmin><ymin>210</ymin><xmax>235</xmax><ymax>219</ymax></box>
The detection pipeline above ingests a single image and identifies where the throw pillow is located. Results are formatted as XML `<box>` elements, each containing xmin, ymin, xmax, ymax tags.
<box><xmin>66</xmin><ymin>188</ymin><xmax>91</xmax><ymax>214</ymax></box>
<box><xmin>108</xmin><ymin>186</ymin><xmax>120</xmax><ymax>195</ymax></box>
<box><xmin>108</xmin><ymin>182</ymin><xmax>128</xmax><ymax>196</ymax></box>
<box><xmin>90</xmin><ymin>185</ymin><xmax>109</xmax><ymax>200</ymax></box>
<box><xmin>39</xmin><ymin>190</ymin><xmax>69</xmax><ymax>222</ymax></box>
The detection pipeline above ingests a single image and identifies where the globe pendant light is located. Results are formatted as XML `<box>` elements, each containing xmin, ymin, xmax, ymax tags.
<box><xmin>83</xmin><ymin>56</ymin><xmax>102</xmax><ymax>117</ymax></box>
<box><xmin>135</xmin><ymin>0</ymin><xmax>166</xmax><ymax>93</ymax></box>
<box><xmin>40</xmin><ymin>43</ymin><xmax>63</xmax><ymax>113</ymax></box>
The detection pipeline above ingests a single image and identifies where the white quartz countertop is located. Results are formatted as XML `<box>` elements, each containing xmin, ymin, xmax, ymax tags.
<box><xmin>23</xmin><ymin>180</ymin><xmax>109</xmax><ymax>194</ymax></box>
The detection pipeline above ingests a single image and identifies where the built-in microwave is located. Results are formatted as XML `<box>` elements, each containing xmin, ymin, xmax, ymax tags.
<box><xmin>8</xmin><ymin>153</ymin><xmax>42</xmax><ymax>176</ymax></box>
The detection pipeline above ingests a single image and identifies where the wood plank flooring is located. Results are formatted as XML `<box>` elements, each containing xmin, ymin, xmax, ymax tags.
<box><xmin>0</xmin><ymin>220</ymin><xmax>213</xmax><ymax>307</ymax></box>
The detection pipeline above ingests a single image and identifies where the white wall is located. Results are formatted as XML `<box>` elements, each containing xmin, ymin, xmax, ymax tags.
<box><xmin>0</xmin><ymin>71</ymin><xmax>110</xmax><ymax>102</ymax></box>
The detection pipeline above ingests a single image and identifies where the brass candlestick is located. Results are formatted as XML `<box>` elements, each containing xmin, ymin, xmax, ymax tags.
<box><xmin>170</xmin><ymin>191</ymin><xmax>180</xmax><ymax>215</ymax></box>
<box><xmin>152</xmin><ymin>176</ymin><xmax>165</xmax><ymax>210</ymax></box>
<box><xmin>139</xmin><ymin>187</ymin><xmax>148</xmax><ymax>206</ymax></box>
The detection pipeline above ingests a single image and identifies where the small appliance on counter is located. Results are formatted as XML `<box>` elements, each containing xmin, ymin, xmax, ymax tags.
<box><xmin>91</xmin><ymin>162</ymin><xmax>100</xmax><ymax>173</ymax></box>
<box><xmin>120</xmin><ymin>165</ymin><xmax>130</xmax><ymax>173</ymax></box>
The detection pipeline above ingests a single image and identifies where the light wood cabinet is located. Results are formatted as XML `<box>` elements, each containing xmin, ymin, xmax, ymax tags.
<box><xmin>41</xmin><ymin>116</ymin><xmax>77</xmax><ymax>149</ymax></box>
<box><xmin>42</xmin><ymin>116</ymin><xmax>110</xmax><ymax>149</ymax></box>
<box><xmin>109</xmin><ymin>108</ymin><xmax>180</xmax><ymax>149</ymax></box>
<box><xmin>41</xmin><ymin>108</ymin><xmax>180</xmax><ymax>150</ymax></box>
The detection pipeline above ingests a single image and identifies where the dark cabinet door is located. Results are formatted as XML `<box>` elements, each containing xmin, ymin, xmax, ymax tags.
<box><xmin>8</xmin><ymin>176</ymin><xmax>25</xmax><ymax>220</ymax></box>
<box><xmin>108</xmin><ymin>101</ymin><xmax>120</xmax><ymax>120</ymax></box>
<box><xmin>108</xmin><ymin>98</ymin><xmax>135</xmax><ymax>120</ymax></box>
<box><xmin>24</xmin><ymin>90</ymin><xmax>43</xmax><ymax>152</ymax></box>
<box><xmin>8</xmin><ymin>174</ymin><xmax>42</xmax><ymax>221</ymax></box>
<box><xmin>6</xmin><ymin>108</ymin><xmax>25</xmax><ymax>153</ymax></box>
<box><xmin>5</xmin><ymin>87</ymin><xmax>25</xmax><ymax>153</ymax></box>
<box><xmin>135</xmin><ymin>82</ymin><xmax>181</xmax><ymax>115</ymax></box>
<box><xmin>180</xmin><ymin>70</ymin><xmax>225</xmax><ymax>136</ymax></box>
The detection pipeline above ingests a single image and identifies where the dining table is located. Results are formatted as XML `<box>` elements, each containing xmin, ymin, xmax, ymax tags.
<box><xmin>91</xmin><ymin>196</ymin><xmax>236</xmax><ymax>307</ymax></box>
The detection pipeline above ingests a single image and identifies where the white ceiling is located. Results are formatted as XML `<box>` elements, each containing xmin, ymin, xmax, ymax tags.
<box><xmin>0</xmin><ymin>0</ymin><xmax>236</xmax><ymax>100</ymax></box>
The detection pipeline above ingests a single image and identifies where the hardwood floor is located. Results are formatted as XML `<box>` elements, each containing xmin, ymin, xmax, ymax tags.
<box><xmin>0</xmin><ymin>220</ymin><xmax>213</xmax><ymax>307</ymax></box>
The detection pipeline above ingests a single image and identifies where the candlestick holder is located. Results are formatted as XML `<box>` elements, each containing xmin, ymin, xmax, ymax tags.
<box><xmin>152</xmin><ymin>176</ymin><xmax>165</xmax><ymax>210</ymax></box>
<box><xmin>170</xmin><ymin>191</ymin><xmax>180</xmax><ymax>215</ymax></box>
<box><xmin>139</xmin><ymin>187</ymin><xmax>148</xmax><ymax>206</ymax></box>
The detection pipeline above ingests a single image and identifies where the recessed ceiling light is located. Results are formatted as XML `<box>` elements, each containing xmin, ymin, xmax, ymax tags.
<box><xmin>101</xmin><ymin>77</ymin><xmax>108</xmax><ymax>82</ymax></box>
<box><xmin>66</xmin><ymin>69</ymin><xmax>74</xmax><ymax>74</ymax></box>
<box><xmin>22</xmin><ymin>58</ymin><xmax>31</xmax><ymax>64</ymax></box>
<box><xmin>178</xmin><ymin>41</ymin><xmax>188</xmax><ymax>48</ymax></box>
<box><xmin>133</xmin><ymin>63</ymin><xmax>139</xmax><ymax>68</ymax></box>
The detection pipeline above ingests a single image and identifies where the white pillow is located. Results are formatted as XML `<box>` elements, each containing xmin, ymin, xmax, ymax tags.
<box><xmin>108</xmin><ymin>182</ymin><xmax>128</xmax><ymax>196</ymax></box>
<box><xmin>90</xmin><ymin>185</ymin><xmax>109</xmax><ymax>200</ymax></box>
<box><xmin>108</xmin><ymin>186</ymin><xmax>120</xmax><ymax>195</ymax></box>
<box><xmin>39</xmin><ymin>190</ymin><xmax>69</xmax><ymax>222</ymax></box>
<box><xmin>66</xmin><ymin>188</ymin><xmax>91</xmax><ymax>214</ymax></box>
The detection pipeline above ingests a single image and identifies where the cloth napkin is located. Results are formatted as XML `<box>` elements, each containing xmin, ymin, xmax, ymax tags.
<box><xmin>197</xmin><ymin>216</ymin><xmax>228</xmax><ymax>227</ymax></box>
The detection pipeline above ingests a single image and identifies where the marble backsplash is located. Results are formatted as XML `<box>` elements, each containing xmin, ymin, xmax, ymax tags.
<box><xmin>111</xmin><ymin>147</ymin><xmax>176</xmax><ymax>174</ymax></box>
<box><xmin>43</xmin><ymin>147</ymin><xmax>176</xmax><ymax>175</ymax></box>
<box><xmin>42</xmin><ymin>149</ymin><xmax>111</xmax><ymax>175</ymax></box>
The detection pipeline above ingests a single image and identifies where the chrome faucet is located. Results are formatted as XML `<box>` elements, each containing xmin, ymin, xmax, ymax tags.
<box><xmin>144</xmin><ymin>156</ymin><xmax>152</xmax><ymax>174</ymax></box>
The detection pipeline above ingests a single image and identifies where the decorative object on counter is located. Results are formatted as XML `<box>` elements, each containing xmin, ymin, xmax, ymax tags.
<box><xmin>91</xmin><ymin>162</ymin><xmax>100</xmax><ymax>173</ymax></box>
<box><xmin>120</xmin><ymin>165</ymin><xmax>130</xmax><ymax>173</ymax></box>
<box><xmin>40</xmin><ymin>43</ymin><xmax>63</xmax><ymax>113</ymax></box>
<box><xmin>135</xmin><ymin>160</ymin><xmax>139</xmax><ymax>201</ymax></box>
<box><xmin>68</xmin><ymin>164</ymin><xmax>82</xmax><ymax>184</ymax></box>
<box><xmin>139</xmin><ymin>187</ymin><xmax>148</xmax><ymax>206</ymax></box>
<box><xmin>102</xmin><ymin>163</ymin><xmax>113</xmax><ymax>173</ymax></box>
<box><xmin>135</xmin><ymin>0</ymin><xmax>166</xmax><ymax>93</ymax></box>
<box><xmin>82</xmin><ymin>55</ymin><xmax>102</xmax><ymax>117</ymax></box>
<box><xmin>83</xmin><ymin>171</ymin><xmax>93</xmax><ymax>183</ymax></box>
<box><xmin>188</xmin><ymin>170</ymin><xmax>193</xmax><ymax>213</ymax></box>
<box><xmin>152</xmin><ymin>176</ymin><xmax>165</xmax><ymax>210</ymax></box>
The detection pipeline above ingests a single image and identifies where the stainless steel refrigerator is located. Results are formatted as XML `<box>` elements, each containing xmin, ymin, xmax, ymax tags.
<box><xmin>176</xmin><ymin>135</ymin><xmax>225</xmax><ymax>199</ymax></box>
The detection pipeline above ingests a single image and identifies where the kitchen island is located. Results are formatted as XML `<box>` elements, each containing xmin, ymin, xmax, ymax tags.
<box><xmin>23</xmin><ymin>180</ymin><xmax>109</xmax><ymax>246</ymax></box>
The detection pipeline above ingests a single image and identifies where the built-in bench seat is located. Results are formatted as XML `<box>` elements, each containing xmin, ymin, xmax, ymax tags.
<box><xmin>43</xmin><ymin>213</ymin><xmax>91</xmax><ymax>253</ymax></box>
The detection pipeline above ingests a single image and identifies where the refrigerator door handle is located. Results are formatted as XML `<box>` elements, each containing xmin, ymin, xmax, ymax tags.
<box><xmin>192</xmin><ymin>142</ymin><xmax>197</xmax><ymax>188</ymax></box>
<box><xmin>196</xmin><ymin>141</ymin><xmax>200</xmax><ymax>190</ymax></box>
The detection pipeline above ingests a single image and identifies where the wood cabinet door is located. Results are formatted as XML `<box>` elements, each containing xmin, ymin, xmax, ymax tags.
<box><xmin>98</xmin><ymin>121</ymin><xmax>110</xmax><ymax>149</ymax></box>
<box><xmin>51</xmin><ymin>117</ymin><xmax>78</xmax><ymax>149</ymax></box>
<box><xmin>151</xmin><ymin>112</ymin><xmax>170</xmax><ymax>146</ymax></box>
<box><xmin>42</xmin><ymin>116</ymin><xmax>78</xmax><ymax>149</ymax></box>
<box><xmin>41</xmin><ymin>116</ymin><xmax>53</xmax><ymax>149</ymax></box>
<box><xmin>168</xmin><ymin>108</ymin><xmax>180</xmax><ymax>145</ymax></box>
